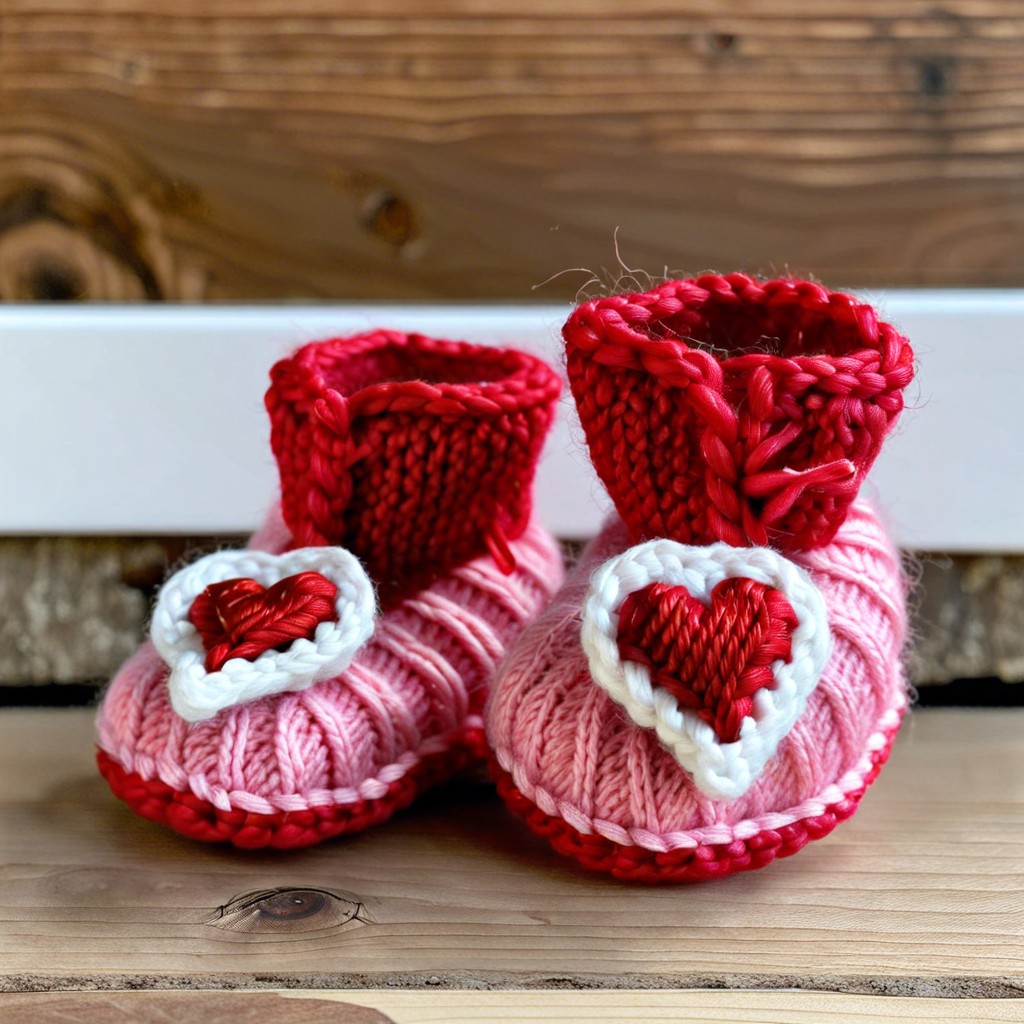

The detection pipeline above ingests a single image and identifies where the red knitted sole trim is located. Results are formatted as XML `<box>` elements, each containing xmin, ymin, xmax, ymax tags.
<box><xmin>98</xmin><ymin>727</ymin><xmax>488</xmax><ymax>850</ymax></box>
<box><xmin>490</xmin><ymin>724</ymin><xmax>899</xmax><ymax>883</ymax></box>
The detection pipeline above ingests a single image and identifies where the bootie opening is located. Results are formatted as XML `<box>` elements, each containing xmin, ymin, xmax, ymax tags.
<box><xmin>574</xmin><ymin>272</ymin><xmax>909</xmax><ymax>365</ymax></box>
<box><xmin>309</xmin><ymin>332</ymin><xmax>546</xmax><ymax>393</ymax></box>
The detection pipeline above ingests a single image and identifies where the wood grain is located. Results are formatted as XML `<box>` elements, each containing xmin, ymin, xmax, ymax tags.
<box><xmin>3</xmin><ymin>991</ymin><xmax>1024</xmax><ymax>1023</ymax></box>
<box><xmin>2</xmin><ymin>2</ymin><xmax>1024</xmax><ymax>299</ymax></box>
<box><xmin>0</xmin><ymin>708</ymin><xmax>1021</xmax><ymax>994</ymax></box>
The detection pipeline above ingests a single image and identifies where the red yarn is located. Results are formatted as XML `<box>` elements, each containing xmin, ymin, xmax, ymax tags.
<box><xmin>489</xmin><ymin>713</ymin><xmax>899</xmax><ymax>883</ymax></box>
<box><xmin>564</xmin><ymin>274</ymin><xmax>913</xmax><ymax>552</ymax></box>
<box><xmin>188</xmin><ymin>571</ymin><xmax>339</xmax><ymax>672</ymax></box>
<box><xmin>617</xmin><ymin>578</ymin><xmax>798</xmax><ymax>743</ymax></box>
<box><xmin>97</xmin><ymin>726</ymin><xmax>490</xmax><ymax>851</ymax></box>
<box><xmin>266</xmin><ymin>332</ymin><xmax>561</xmax><ymax>603</ymax></box>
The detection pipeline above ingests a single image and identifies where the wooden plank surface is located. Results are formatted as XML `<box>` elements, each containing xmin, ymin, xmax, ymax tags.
<box><xmin>0</xmin><ymin>707</ymin><xmax>1021</xmax><ymax>995</ymax></box>
<box><xmin>2</xmin><ymin>990</ymin><xmax>1024</xmax><ymax>1023</ymax></box>
<box><xmin>2</xmin><ymin>2</ymin><xmax>1024</xmax><ymax>300</ymax></box>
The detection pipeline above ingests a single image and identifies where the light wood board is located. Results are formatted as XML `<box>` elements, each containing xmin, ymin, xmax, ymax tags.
<box><xmin>0</xmin><ymin>708</ymin><xmax>1021</xmax><ymax>996</ymax></box>
<box><xmin>2</xmin><ymin>990</ymin><xmax>1024</xmax><ymax>1023</ymax></box>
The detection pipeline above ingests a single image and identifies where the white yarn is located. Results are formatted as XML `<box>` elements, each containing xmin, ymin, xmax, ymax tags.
<box><xmin>580</xmin><ymin>539</ymin><xmax>832</xmax><ymax>801</ymax></box>
<box><xmin>151</xmin><ymin>547</ymin><xmax>377</xmax><ymax>723</ymax></box>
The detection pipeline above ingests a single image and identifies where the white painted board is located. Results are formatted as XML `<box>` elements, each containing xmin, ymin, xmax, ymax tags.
<box><xmin>0</xmin><ymin>294</ymin><xmax>1018</xmax><ymax>551</ymax></box>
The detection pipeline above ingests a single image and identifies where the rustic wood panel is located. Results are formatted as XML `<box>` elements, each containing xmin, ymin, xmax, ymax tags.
<box><xmin>0</xmin><ymin>708</ymin><xmax>1021</xmax><ymax>995</ymax></box>
<box><xmin>1</xmin><ymin>1</ymin><xmax>1024</xmax><ymax>300</ymax></box>
<box><xmin>0</xmin><ymin>537</ymin><xmax>242</xmax><ymax>687</ymax></box>
<box><xmin>913</xmin><ymin>555</ymin><xmax>1024</xmax><ymax>685</ymax></box>
<box><xmin>3</xmin><ymin>990</ymin><xmax>1024</xmax><ymax>1023</ymax></box>
<box><xmin>0</xmin><ymin>538</ymin><xmax>166</xmax><ymax>687</ymax></box>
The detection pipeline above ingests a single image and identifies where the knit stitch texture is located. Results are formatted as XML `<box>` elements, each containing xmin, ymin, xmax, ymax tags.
<box><xmin>99</xmin><ymin>509</ymin><xmax>561</xmax><ymax>848</ymax></box>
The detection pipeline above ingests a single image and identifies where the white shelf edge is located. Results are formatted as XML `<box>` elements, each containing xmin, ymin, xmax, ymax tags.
<box><xmin>1</xmin><ymin>293</ymin><xmax>1018</xmax><ymax>551</ymax></box>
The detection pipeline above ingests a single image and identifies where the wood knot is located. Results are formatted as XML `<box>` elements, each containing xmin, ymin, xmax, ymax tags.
<box><xmin>21</xmin><ymin>254</ymin><xmax>84</xmax><ymax>301</ymax></box>
<box><xmin>706</xmin><ymin>32</ymin><xmax>737</xmax><ymax>54</ymax></box>
<box><xmin>362</xmin><ymin>188</ymin><xmax>420</xmax><ymax>251</ymax></box>
<box><xmin>207</xmin><ymin>886</ymin><xmax>373</xmax><ymax>934</ymax></box>
<box><xmin>917</xmin><ymin>57</ymin><xmax>954</xmax><ymax>100</ymax></box>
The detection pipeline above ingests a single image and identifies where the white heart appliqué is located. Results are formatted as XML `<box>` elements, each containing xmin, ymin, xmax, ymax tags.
<box><xmin>151</xmin><ymin>547</ymin><xmax>376</xmax><ymax>723</ymax></box>
<box><xmin>580</xmin><ymin>540</ymin><xmax>832</xmax><ymax>801</ymax></box>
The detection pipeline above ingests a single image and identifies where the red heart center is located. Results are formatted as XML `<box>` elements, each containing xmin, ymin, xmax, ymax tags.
<box><xmin>616</xmin><ymin>577</ymin><xmax>799</xmax><ymax>743</ymax></box>
<box><xmin>188</xmin><ymin>571</ymin><xmax>340</xmax><ymax>672</ymax></box>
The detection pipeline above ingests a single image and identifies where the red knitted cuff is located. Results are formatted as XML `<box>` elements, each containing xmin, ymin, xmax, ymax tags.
<box><xmin>266</xmin><ymin>331</ymin><xmax>562</xmax><ymax>599</ymax></box>
<box><xmin>564</xmin><ymin>274</ymin><xmax>913</xmax><ymax>552</ymax></box>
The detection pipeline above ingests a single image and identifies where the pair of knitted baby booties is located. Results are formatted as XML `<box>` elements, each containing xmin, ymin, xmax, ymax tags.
<box><xmin>96</xmin><ymin>273</ymin><xmax>915</xmax><ymax>883</ymax></box>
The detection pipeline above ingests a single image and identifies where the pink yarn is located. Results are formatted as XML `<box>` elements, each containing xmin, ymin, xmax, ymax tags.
<box><xmin>97</xmin><ymin>508</ymin><xmax>563</xmax><ymax>815</ymax></box>
<box><xmin>487</xmin><ymin>499</ymin><xmax>907</xmax><ymax>848</ymax></box>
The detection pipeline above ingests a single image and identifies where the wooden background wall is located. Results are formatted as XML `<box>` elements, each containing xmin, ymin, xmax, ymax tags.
<box><xmin>2</xmin><ymin>0</ymin><xmax>1024</xmax><ymax>302</ymax></box>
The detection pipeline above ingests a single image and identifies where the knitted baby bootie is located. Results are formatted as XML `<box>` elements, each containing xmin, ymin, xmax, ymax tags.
<box><xmin>97</xmin><ymin>331</ymin><xmax>564</xmax><ymax>849</ymax></box>
<box><xmin>487</xmin><ymin>274</ymin><xmax>915</xmax><ymax>882</ymax></box>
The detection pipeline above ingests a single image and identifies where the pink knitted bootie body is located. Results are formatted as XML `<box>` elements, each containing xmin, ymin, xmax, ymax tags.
<box><xmin>487</xmin><ymin>275</ymin><xmax>915</xmax><ymax>882</ymax></box>
<box><xmin>97</xmin><ymin>332</ymin><xmax>564</xmax><ymax>849</ymax></box>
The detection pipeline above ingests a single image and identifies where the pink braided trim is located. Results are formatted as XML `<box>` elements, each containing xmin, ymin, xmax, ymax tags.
<box><xmin>493</xmin><ymin>701</ymin><xmax>905</xmax><ymax>854</ymax></box>
<box><xmin>98</xmin><ymin>725</ymin><xmax>489</xmax><ymax>850</ymax></box>
<box><xmin>114</xmin><ymin>713</ymin><xmax>484</xmax><ymax>816</ymax></box>
<box><xmin>491</xmin><ymin>707</ymin><xmax>903</xmax><ymax>882</ymax></box>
